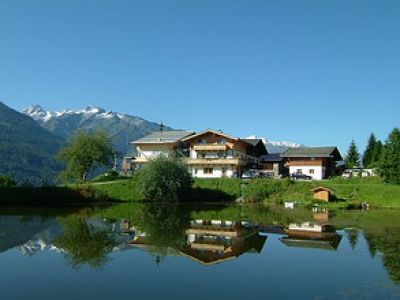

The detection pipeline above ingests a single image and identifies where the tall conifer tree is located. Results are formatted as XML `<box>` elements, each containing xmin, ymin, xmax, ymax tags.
<box><xmin>345</xmin><ymin>139</ymin><xmax>360</xmax><ymax>168</ymax></box>
<box><xmin>363</xmin><ymin>133</ymin><xmax>377</xmax><ymax>167</ymax></box>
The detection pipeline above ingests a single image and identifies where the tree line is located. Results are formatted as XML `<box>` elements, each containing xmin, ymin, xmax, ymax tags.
<box><xmin>345</xmin><ymin>128</ymin><xmax>400</xmax><ymax>184</ymax></box>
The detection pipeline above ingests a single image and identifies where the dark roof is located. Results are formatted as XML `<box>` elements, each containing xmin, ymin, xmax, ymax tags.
<box><xmin>131</xmin><ymin>130</ymin><xmax>194</xmax><ymax>144</ymax></box>
<box><xmin>260</xmin><ymin>153</ymin><xmax>283</xmax><ymax>162</ymax></box>
<box><xmin>280</xmin><ymin>236</ymin><xmax>342</xmax><ymax>251</ymax></box>
<box><xmin>243</xmin><ymin>139</ymin><xmax>268</xmax><ymax>155</ymax></box>
<box><xmin>242</xmin><ymin>139</ymin><xmax>261</xmax><ymax>146</ymax></box>
<box><xmin>281</xmin><ymin>147</ymin><xmax>342</xmax><ymax>161</ymax></box>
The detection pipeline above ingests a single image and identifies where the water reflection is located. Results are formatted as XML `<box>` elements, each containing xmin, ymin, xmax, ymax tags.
<box><xmin>1</xmin><ymin>204</ymin><xmax>400</xmax><ymax>290</ymax></box>
<box><xmin>54</xmin><ymin>214</ymin><xmax>118</xmax><ymax>269</ymax></box>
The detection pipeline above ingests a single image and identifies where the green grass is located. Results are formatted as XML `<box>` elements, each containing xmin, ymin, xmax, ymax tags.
<box><xmin>88</xmin><ymin>179</ymin><xmax>142</xmax><ymax>202</ymax></box>
<box><xmin>88</xmin><ymin>177</ymin><xmax>400</xmax><ymax>208</ymax></box>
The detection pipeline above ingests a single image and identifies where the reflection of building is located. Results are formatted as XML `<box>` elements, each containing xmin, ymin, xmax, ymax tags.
<box><xmin>280</xmin><ymin>222</ymin><xmax>342</xmax><ymax>250</ymax></box>
<box><xmin>181</xmin><ymin>220</ymin><xmax>267</xmax><ymax>265</ymax></box>
<box><xmin>129</xmin><ymin>219</ymin><xmax>267</xmax><ymax>265</ymax></box>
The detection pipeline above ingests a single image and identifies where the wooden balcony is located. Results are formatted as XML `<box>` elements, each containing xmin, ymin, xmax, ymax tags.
<box><xmin>193</xmin><ymin>144</ymin><xmax>228</xmax><ymax>151</ymax></box>
<box><xmin>184</xmin><ymin>158</ymin><xmax>246</xmax><ymax>166</ymax></box>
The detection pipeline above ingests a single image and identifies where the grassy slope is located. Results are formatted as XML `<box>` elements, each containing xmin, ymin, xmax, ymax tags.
<box><xmin>89</xmin><ymin>177</ymin><xmax>400</xmax><ymax>208</ymax></box>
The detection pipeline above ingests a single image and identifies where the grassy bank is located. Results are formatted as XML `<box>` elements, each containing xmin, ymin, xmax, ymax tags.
<box><xmin>89</xmin><ymin>177</ymin><xmax>400</xmax><ymax>209</ymax></box>
<box><xmin>0</xmin><ymin>185</ymin><xmax>120</xmax><ymax>206</ymax></box>
<box><xmin>4</xmin><ymin>176</ymin><xmax>399</xmax><ymax>208</ymax></box>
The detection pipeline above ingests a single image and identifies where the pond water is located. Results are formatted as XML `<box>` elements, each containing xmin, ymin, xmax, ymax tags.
<box><xmin>0</xmin><ymin>203</ymin><xmax>400</xmax><ymax>299</ymax></box>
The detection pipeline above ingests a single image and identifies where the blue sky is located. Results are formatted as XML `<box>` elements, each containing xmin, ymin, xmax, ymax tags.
<box><xmin>1</xmin><ymin>0</ymin><xmax>399</xmax><ymax>153</ymax></box>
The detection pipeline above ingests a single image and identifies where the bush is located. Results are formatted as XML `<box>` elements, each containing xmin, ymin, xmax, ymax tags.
<box><xmin>0</xmin><ymin>175</ymin><xmax>16</xmax><ymax>188</ymax></box>
<box><xmin>136</xmin><ymin>156</ymin><xmax>193</xmax><ymax>202</ymax></box>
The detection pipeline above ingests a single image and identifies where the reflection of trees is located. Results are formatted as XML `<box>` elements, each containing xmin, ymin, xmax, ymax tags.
<box><xmin>54</xmin><ymin>215</ymin><xmax>117</xmax><ymax>270</ymax></box>
<box><xmin>345</xmin><ymin>228</ymin><xmax>360</xmax><ymax>250</ymax></box>
<box><xmin>136</xmin><ymin>202</ymin><xmax>190</xmax><ymax>259</ymax></box>
<box><xmin>364</xmin><ymin>227</ymin><xmax>400</xmax><ymax>284</ymax></box>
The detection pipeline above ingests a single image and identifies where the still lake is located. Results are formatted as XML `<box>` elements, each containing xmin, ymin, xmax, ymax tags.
<box><xmin>1</xmin><ymin>203</ymin><xmax>399</xmax><ymax>300</ymax></box>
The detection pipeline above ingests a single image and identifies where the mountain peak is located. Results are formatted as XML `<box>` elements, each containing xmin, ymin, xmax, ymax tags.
<box><xmin>245</xmin><ymin>135</ymin><xmax>302</xmax><ymax>154</ymax></box>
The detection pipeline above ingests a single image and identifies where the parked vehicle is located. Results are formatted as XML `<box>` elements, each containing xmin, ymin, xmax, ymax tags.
<box><xmin>291</xmin><ymin>173</ymin><xmax>312</xmax><ymax>180</ymax></box>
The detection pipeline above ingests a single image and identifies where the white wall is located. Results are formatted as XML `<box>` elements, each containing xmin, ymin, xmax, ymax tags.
<box><xmin>289</xmin><ymin>166</ymin><xmax>326</xmax><ymax>180</ymax></box>
<box><xmin>191</xmin><ymin>166</ymin><xmax>235</xmax><ymax>178</ymax></box>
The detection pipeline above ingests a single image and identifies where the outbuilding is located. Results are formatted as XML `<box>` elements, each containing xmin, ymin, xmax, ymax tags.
<box><xmin>312</xmin><ymin>187</ymin><xmax>334</xmax><ymax>202</ymax></box>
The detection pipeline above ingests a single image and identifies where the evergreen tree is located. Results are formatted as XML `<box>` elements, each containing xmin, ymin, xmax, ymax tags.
<box><xmin>380</xmin><ymin>128</ymin><xmax>400</xmax><ymax>184</ymax></box>
<box><xmin>345</xmin><ymin>139</ymin><xmax>360</xmax><ymax>168</ymax></box>
<box><xmin>363</xmin><ymin>133</ymin><xmax>377</xmax><ymax>167</ymax></box>
<box><xmin>371</xmin><ymin>140</ymin><xmax>383</xmax><ymax>167</ymax></box>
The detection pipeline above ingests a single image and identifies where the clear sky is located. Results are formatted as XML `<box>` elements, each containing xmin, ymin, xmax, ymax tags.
<box><xmin>1</xmin><ymin>0</ymin><xmax>399</xmax><ymax>153</ymax></box>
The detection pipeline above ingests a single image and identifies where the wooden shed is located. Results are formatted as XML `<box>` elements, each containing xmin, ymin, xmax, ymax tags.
<box><xmin>312</xmin><ymin>187</ymin><xmax>334</xmax><ymax>202</ymax></box>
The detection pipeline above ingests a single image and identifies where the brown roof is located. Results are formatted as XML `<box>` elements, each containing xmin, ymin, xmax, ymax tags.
<box><xmin>312</xmin><ymin>187</ymin><xmax>334</xmax><ymax>193</ymax></box>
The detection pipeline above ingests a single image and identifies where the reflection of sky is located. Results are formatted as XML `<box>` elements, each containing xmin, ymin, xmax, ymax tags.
<box><xmin>0</xmin><ymin>223</ymin><xmax>399</xmax><ymax>299</ymax></box>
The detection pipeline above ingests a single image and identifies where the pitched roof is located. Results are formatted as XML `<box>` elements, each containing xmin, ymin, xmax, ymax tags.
<box><xmin>181</xmin><ymin>129</ymin><xmax>239</xmax><ymax>142</ymax></box>
<box><xmin>281</xmin><ymin>147</ymin><xmax>342</xmax><ymax>160</ymax></box>
<box><xmin>131</xmin><ymin>130</ymin><xmax>195</xmax><ymax>144</ymax></box>
<box><xmin>243</xmin><ymin>138</ymin><xmax>268</xmax><ymax>155</ymax></box>
<box><xmin>242</xmin><ymin>139</ymin><xmax>261</xmax><ymax>146</ymax></box>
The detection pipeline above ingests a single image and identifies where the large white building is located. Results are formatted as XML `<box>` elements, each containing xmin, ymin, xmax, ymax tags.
<box><xmin>126</xmin><ymin>129</ymin><xmax>267</xmax><ymax>178</ymax></box>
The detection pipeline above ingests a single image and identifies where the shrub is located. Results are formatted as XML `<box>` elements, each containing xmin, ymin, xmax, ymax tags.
<box><xmin>136</xmin><ymin>156</ymin><xmax>193</xmax><ymax>202</ymax></box>
<box><xmin>0</xmin><ymin>175</ymin><xmax>16</xmax><ymax>188</ymax></box>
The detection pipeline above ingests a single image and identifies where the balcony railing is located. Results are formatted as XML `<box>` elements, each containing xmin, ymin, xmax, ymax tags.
<box><xmin>193</xmin><ymin>144</ymin><xmax>228</xmax><ymax>151</ymax></box>
<box><xmin>184</xmin><ymin>158</ymin><xmax>246</xmax><ymax>166</ymax></box>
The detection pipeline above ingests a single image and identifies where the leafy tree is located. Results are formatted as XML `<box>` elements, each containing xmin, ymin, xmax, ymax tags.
<box><xmin>345</xmin><ymin>139</ymin><xmax>360</xmax><ymax>168</ymax></box>
<box><xmin>380</xmin><ymin>128</ymin><xmax>400</xmax><ymax>184</ymax></box>
<box><xmin>137</xmin><ymin>155</ymin><xmax>193</xmax><ymax>202</ymax></box>
<box><xmin>58</xmin><ymin>130</ymin><xmax>114</xmax><ymax>182</ymax></box>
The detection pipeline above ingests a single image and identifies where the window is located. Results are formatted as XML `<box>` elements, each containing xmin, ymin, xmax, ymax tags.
<box><xmin>204</xmin><ymin>168</ymin><xmax>213</xmax><ymax>174</ymax></box>
<box><xmin>194</xmin><ymin>168</ymin><xmax>198</xmax><ymax>174</ymax></box>
<box><xmin>309</xmin><ymin>169</ymin><xmax>315</xmax><ymax>174</ymax></box>
<box><xmin>217</xmin><ymin>138</ymin><xmax>227</xmax><ymax>144</ymax></box>
<box><xmin>296</xmin><ymin>169</ymin><xmax>303</xmax><ymax>174</ymax></box>
<box><xmin>198</xmin><ymin>139</ymin><xmax>207</xmax><ymax>144</ymax></box>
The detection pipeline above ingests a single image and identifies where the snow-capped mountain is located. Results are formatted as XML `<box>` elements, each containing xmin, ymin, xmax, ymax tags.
<box><xmin>23</xmin><ymin>105</ymin><xmax>173</xmax><ymax>155</ymax></box>
<box><xmin>23</xmin><ymin>105</ymin><xmax>127</xmax><ymax>124</ymax></box>
<box><xmin>246</xmin><ymin>135</ymin><xmax>302</xmax><ymax>154</ymax></box>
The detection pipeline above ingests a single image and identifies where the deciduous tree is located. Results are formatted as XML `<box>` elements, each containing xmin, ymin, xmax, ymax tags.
<box><xmin>58</xmin><ymin>130</ymin><xmax>114</xmax><ymax>182</ymax></box>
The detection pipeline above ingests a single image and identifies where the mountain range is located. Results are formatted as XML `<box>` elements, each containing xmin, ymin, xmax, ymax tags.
<box><xmin>23</xmin><ymin>105</ymin><xmax>172</xmax><ymax>156</ymax></box>
<box><xmin>0</xmin><ymin>101</ymin><xmax>300</xmax><ymax>184</ymax></box>
<box><xmin>23</xmin><ymin>105</ymin><xmax>300</xmax><ymax>155</ymax></box>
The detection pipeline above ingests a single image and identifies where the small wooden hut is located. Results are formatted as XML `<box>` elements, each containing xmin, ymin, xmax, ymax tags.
<box><xmin>312</xmin><ymin>187</ymin><xmax>334</xmax><ymax>202</ymax></box>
